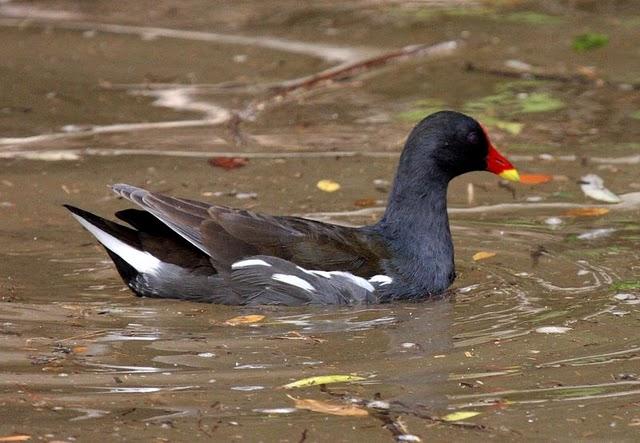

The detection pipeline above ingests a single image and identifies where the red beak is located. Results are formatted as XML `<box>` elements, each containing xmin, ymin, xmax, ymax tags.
<box><xmin>483</xmin><ymin>130</ymin><xmax>520</xmax><ymax>182</ymax></box>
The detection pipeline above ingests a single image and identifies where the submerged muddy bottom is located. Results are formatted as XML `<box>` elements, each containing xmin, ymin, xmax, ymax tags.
<box><xmin>2</xmin><ymin>0</ymin><xmax>640</xmax><ymax>441</ymax></box>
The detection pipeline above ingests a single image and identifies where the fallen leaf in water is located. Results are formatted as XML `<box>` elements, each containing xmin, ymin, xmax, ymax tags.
<box><xmin>519</xmin><ymin>174</ymin><xmax>553</xmax><ymax>185</ymax></box>
<box><xmin>224</xmin><ymin>314</ymin><xmax>265</xmax><ymax>326</ymax></box>
<box><xmin>288</xmin><ymin>396</ymin><xmax>368</xmax><ymax>416</ymax></box>
<box><xmin>565</xmin><ymin>207</ymin><xmax>610</xmax><ymax>217</ymax></box>
<box><xmin>281</xmin><ymin>374</ymin><xmax>365</xmax><ymax>389</ymax></box>
<box><xmin>572</xmin><ymin>33</ymin><xmax>609</xmax><ymax>52</ymax></box>
<box><xmin>442</xmin><ymin>411</ymin><xmax>481</xmax><ymax>422</ymax></box>
<box><xmin>317</xmin><ymin>179</ymin><xmax>341</xmax><ymax>192</ymax></box>
<box><xmin>579</xmin><ymin>174</ymin><xmax>621</xmax><ymax>203</ymax></box>
<box><xmin>473</xmin><ymin>251</ymin><xmax>496</xmax><ymax>261</ymax></box>
<box><xmin>72</xmin><ymin>346</ymin><xmax>88</xmax><ymax>354</ymax></box>
<box><xmin>0</xmin><ymin>436</ymin><xmax>31</xmax><ymax>442</ymax></box>
<box><xmin>354</xmin><ymin>198</ymin><xmax>377</xmax><ymax>208</ymax></box>
<box><xmin>208</xmin><ymin>157</ymin><xmax>248</xmax><ymax>170</ymax></box>
<box><xmin>493</xmin><ymin>120</ymin><xmax>524</xmax><ymax>135</ymax></box>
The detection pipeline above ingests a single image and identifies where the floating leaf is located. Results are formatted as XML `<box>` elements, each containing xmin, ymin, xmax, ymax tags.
<box><xmin>493</xmin><ymin>120</ymin><xmax>524</xmax><ymax>135</ymax></box>
<box><xmin>281</xmin><ymin>374</ymin><xmax>365</xmax><ymax>389</ymax></box>
<box><xmin>72</xmin><ymin>346</ymin><xmax>88</xmax><ymax>354</ymax></box>
<box><xmin>317</xmin><ymin>180</ymin><xmax>341</xmax><ymax>192</ymax></box>
<box><xmin>519</xmin><ymin>174</ymin><xmax>553</xmax><ymax>185</ymax></box>
<box><xmin>473</xmin><ymin>251</ymin><xmax>496</xmax><ymax>261</ymax></box>
<box><xmin>224</xmin><ymin>314</ymin><xmax>265</xmax><ymax>326</ymax></box>
<box><xmin>519</xmin><ymin>93</ymin><xmax>564</xmax><ymax>113</ymax></box>
<box><xmin>572</xmin><ymin>33</ymin><xmax>609</xmax><ymax>52</ymax></box>
<box><xmin>208</xmin><ymin>157</ymin><xmax>248</xmax><ymax>170</ymax></box>
<box><xmin>579</xmin><ymin>174</ymin><xmax>621</xmax><ymax>203</ymax></box>
<box><xmin>0</xmin><ymin>436</ymin><xmax>31</xmax><ymax>442</ymax></box>
<box><xmin>442</xmin><ymin>411</ymin><xmax>481</xmax><ymax>422</ymax></box>
<box><xmin>564</xmin><ymin>207</ymin><xmax>609</xmax><ymax>217</ymax></box>
<box><xmin>611</xmin><ymin>280</ymin><xmax>640</xmax><ymax>291</ymax></box>
<box><xmin>289</xmin><ymin>396</ymin><xmax>368</xmax><ymax>416</ymax></box>
<box><xmin>354</xmin><ymin>198</ymin><xmax>377</xmax><ymax>208</ymax></box>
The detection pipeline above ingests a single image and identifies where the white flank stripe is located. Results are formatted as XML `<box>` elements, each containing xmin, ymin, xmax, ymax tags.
<box><xmin>328</xmin><ymin>271</ymin><xmax>375</xmax><ymax>292</ymax></box>
<box><xmin>71</xmin><ymin>213</ymin><xmax>161</xmax><ymax>274</ymax></box>
<box><xmin>232</xmin><ymin>259</ymin><xmax>272</xmax><ymax>269</ymax></box>
<box><xmin>272</xmin><ymin>274</ymin><xmax>315</xmax><ymax>292</ymax></box>
<box><xmin>297</xmin><ymin>266</ymin><xmax>375</xmax><ymax>292</ymax></box>
<box><xmin>369</xmin><ymin>275</ymin><xmax>393</xmax><ymax>286</ymax></box>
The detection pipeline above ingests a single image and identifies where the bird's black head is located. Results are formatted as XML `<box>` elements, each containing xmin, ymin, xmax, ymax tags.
<box><xmin>398</xmin><ymin>110</ymin><xmax>520</xmax><ymax>183</ymax></box>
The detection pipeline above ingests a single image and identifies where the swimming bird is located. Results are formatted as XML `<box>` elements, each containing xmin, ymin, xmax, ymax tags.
<box><xmin>65</xmin><ymin>111</ymin><xmax>519</xmax><ymax>305</ymax></box>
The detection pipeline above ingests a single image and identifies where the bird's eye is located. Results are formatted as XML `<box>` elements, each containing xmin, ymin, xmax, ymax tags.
<box><xmin>466</xmin><ymin>131</ymin><xmax>479</xmax><ymax>145</ymax></box>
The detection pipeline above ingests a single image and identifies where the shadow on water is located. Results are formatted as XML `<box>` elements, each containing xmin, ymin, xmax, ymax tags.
<box><xmin>1</xmin><ymin>0</ymin><xmax>640</xmax><ymax>441</ymax></box>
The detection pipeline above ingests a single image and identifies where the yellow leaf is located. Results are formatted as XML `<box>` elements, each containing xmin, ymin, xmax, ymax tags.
<box><xmin>289</xmin><ymin>396</ymin><xmax>368</xmax><ymax>416</ymax></box>
<box><xmin>317</xmin><ymin>179</ymin><xmax>341</xmax><ymax>192</ymax></box>
<box><xmin>224</xmin><ymin>314</ymin><xmax>266</xmax><ymax>326</ymax></box>
<box><xmin>0</xmin><ymin>436</ymin><xmax>31</xmax><ymax>442</ymax></box>
<box><xmin>564</xmin><ymin>207</ymin><xmax>610</xmax><ymax>217</ymax></box>
<box><xmin>281</xmin><ymin>374</ymin><xmax>365</xmax><ymax>389</ymax></box>
<box><xmin>442</xmin><ymin>411</ymin><xmax>481</xmax><ymax>422</ymax></box>
<box><xmin>473</xmin><ymin>251</ymin><xmax>496</xmax><ymax>261</ymax></box>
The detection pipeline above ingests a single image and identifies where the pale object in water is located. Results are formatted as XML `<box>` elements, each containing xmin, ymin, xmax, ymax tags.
<box><xmin>579</xmin><ymin>174</ymin><xmax>621</xmax><ymax>203</ymax></box>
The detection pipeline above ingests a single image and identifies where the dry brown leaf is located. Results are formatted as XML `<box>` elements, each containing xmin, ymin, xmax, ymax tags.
<box><xmin>208</xmin><ymin>157</ymin><xmax>248</xmax><ymax>170</ymax></box>
<box><xmin>353</xmin><ymin>198</ymin><xmax>377</xmax><ymax>208</ymax></box>
<box><xmin>289</xmin><ymin>396</ymin><xmax>368</xmax><ymax>416</ymax></box>
<box><xmin>72</xmin><ymin>346</ymin><xmax>88</xmax><ymax>354</ymax></box>
<box><xmin>223</xmin><ymin>314</ymin><xmax>266</xmax><ymax>326</ymax></box>
<box><xmin>473</xmin><ymin>251</ymin><xmax>497</xmax><ymax>261</ymax></box>
<box><xmin>519</xmin><ymin>174</ymin><xmax>553</xmax><ymax>185</ymax></box>
<box><xmin>317</xmin><ymin>179</ymin><xmax>341</xmax><ymax>192</ymax></box>
<box><xmin>0</xmin><ymin>435</ymin><xmax>31</xmax><ymax>442</ymax></box>
<box><xmin>564</xmin><ymin>207</ymin><xmax>610</xmax><ymax>217</ymax></box>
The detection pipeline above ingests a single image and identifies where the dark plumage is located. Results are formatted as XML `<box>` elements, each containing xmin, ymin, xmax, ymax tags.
<box><xmin>65</xmin><ymin>111</ymin><xmax>519</xmax><ymax>305</ymax></box>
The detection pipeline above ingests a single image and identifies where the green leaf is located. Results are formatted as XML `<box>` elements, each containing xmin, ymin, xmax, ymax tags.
<box><xmin>519</xmin><ymin>93</ymin><xmax>564</xmax><ymax>113</ymax></box>
<box><xmin>611</xmin><ymin>280</ymin><xmax>640</xmax><ymax>291</ymax></box>
<box><xmin>572</xmin><ymin>33</ymin><xmax>609</xmax><ymax>52</ymax></box>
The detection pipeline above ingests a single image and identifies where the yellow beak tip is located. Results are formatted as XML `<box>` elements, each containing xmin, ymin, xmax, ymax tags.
<box><xmin>499</xmin><ymin>169</ymin><xmax>520</xmax><ymax>182</ymax></box>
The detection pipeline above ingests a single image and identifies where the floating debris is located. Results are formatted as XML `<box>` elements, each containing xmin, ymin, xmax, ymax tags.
<box><xmin>281</xmin><ymin>374</ymin><xmax>365</xmax><ymax>389</ymax></box>
<box><xmin>545</xmin><ymin>217</ymin><xmax>563</xmax><ymax>226</ymax></box>
<box><xmin>472</xmin><ymin>251</ymin><xmax>497</xmax><ymax>261</ymax></box>
<box><xmin>535</xmin><ymin>326</ymin><xmax>571</xmax><ymax>334</ymax></box>
<box><xmin>572</xmin><ymin>33</ymin><xmax>609</xmax><ymax>52</ymax></box>
<box><xmin>577</xmin><ymin>228</ymin><xmax>616</xmax><ymax>240</ymax></box>
<box><xmin>223</xmin><ymin>314</ymin><xmax>266</xmax><ymax>326</ymax></box>
<box><xmin>520</xmin><ymin>173</ymin><xmax>553</xmax><ymax>185</ymax></box>
<box><xmin>208</xmin><ymin>157</ymin><xmax>248</xmax><ymax>170</ymax></box>
<box><xmin>317</xmin><ymin>179</ymin><xmax>341</xmax><ymax>192</ymax></box>
<box><xmin>579</xmin><ymin>174</ymin><xmax>621</xmax><ymax>203</ymax></box>
<box><xmin>288</xmin><ymin>396</ymin><xmax>368</xmax><ymax>416</ymax></box>
<box><xmin>231</xmin><ymin>385</ymin><xmax>264</xmax><ymax>391</ymax></box>
<box><xmin>565</xmin><ymin>207</ymin><xmax>610</xmax><ymax>217</ymax></box>
<box><xmin>442</xmin><ymin>411</ymin><xmax>481</xmax><ymax>421</ymax></box>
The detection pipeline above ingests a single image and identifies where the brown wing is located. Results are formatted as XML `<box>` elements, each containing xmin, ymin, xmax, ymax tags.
<box><xmin>111</xmin><ymin>184</ymin><xmax>389</xmax><ymax>276</ymax></box>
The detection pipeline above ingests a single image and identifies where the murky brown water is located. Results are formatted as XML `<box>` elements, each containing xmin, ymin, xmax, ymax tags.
<box><xmin>2</xmin><ymin>1</ymin><xmax>640</xmax><ymax>441</ymax></box>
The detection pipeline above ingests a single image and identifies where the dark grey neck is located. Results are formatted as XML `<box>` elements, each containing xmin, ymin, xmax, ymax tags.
<box><xmin>372</xmin><ymin>163</ymin><xmax>455</xmax><ymax>296</ymax></box>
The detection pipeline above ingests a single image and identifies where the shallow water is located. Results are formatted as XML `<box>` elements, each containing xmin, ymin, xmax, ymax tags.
<box><xmin>1</xmin><ymin>1</ymin><xmax>640</xmax><ymax>441</ymax></box>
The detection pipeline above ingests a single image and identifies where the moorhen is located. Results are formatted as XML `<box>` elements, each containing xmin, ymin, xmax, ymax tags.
<box><xmin>65</xmin><ymin>111</ymin><xmax>519</xmax><ymax>305</ymax></box>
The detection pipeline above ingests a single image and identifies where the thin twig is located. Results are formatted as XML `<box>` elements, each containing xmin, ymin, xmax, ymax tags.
<box><xmin>465</xmin><ymin>62</ymin><xmax>640</xmax><ymax>90</ymax></box>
